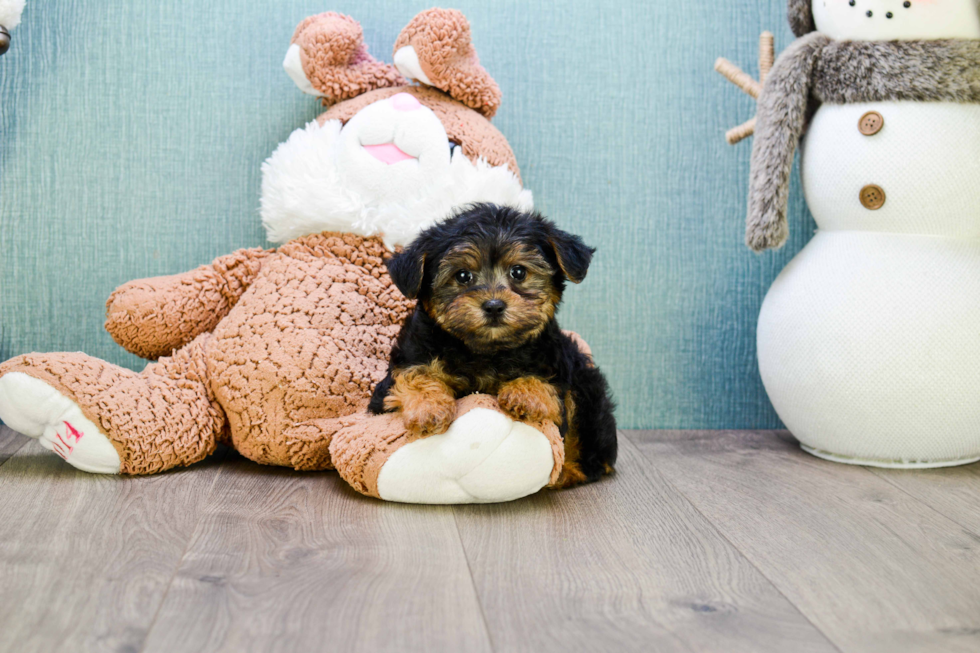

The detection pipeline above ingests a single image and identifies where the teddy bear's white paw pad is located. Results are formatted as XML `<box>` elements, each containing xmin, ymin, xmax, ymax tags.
<box><xmin>376</xmin><ymin>407</ymin><xmax>554</xmax><ymax>504</ymax></box>
<box><xmin>0</xmin><ymin>373</ymin><xmax>121</xmax><ymax>474</ymax></box>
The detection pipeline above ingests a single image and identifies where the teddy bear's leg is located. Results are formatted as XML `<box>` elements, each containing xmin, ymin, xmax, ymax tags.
<box><xmin>0</xmin><ymin>334</ymin><xmax>226</xmax><ymax>475</ymax></box>
<box><xmin>326</xmin><ymin>395</ymin><xmax>563</xmax><ymax>504</ymax></box>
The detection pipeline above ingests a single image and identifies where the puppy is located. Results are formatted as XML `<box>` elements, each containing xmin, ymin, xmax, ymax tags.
<box><xmin>368</xmin><ymin>203</ymin><xmax>617</xmax><ymax>487</ymax></box>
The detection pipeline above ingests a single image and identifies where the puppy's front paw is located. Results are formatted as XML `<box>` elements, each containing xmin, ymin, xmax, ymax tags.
<box><xmin>384</xmin><ymin>362</ymin><xmax>460</xmax><ymax>437</ymax></box>
<box><xmin>398</xmin><ymin>396</ymin><xmax>457</xmax><ymax>437</ymax></box>
<box><xmin>497</xmin><ymin>377</ymin><xmax>562</xmax><ymax>424</ymax></box>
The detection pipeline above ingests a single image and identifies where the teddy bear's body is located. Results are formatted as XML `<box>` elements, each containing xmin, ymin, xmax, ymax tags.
<box><xmin>205</xmin><ymin>234</ymin><xmax>405</xmax><ymax>467</ymax></box>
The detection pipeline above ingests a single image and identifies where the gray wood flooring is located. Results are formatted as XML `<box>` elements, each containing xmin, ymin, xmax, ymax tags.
<box><xmin>1</xmin><ymin>425</ymin><xmax>978</xmax><ymax>653</ymax></box>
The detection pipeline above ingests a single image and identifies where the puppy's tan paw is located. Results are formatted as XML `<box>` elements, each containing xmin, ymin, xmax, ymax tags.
<box><xmin>553</xmin><ymin>462</ymin><xmax>589</xmax><ymax>490</ymax></box>
<box><xmin>497</xmin><ymin>377</ymin><xmax>562</xmax><ymax>425</ymax></box>
<box><xmin>384</xmin><ymin>362</ymin><xmax>461</xmax><ymax>437</ymax></box>
<box><xmin>399</xmin><ymin>397</ymin><xmax>457</xmax><ymax>437</ymax></box>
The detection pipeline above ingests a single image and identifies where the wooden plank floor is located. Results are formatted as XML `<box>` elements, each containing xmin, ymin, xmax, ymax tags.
<box><xmin>1</xmin><ymin>424</ymin><xmax>979</xmax><ymax>653</ymax></box>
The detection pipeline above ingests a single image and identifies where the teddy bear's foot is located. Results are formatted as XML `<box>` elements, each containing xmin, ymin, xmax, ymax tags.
<box><xmin>377</xmin><ymin>403</ymin><xmax>555</xmax><ymax>504</ymax></box>
<box><xmin>0</xmin><ymin>336</ymin><xmax>226</xmax><ymax>475</ymax></box>
<box><xmin>0</xmin><ymin>372</ymin><xmax>121</xmax><ymax>474</ymax></box>
<box><xmin>392</xmin><ymin>9</ymin><xmax>502</xmax><ymax>118</ymax></box>
<box><xmin>330</xmin><ymin>395</ymin><xmax>563</xmax><ymax>504</ymax></box>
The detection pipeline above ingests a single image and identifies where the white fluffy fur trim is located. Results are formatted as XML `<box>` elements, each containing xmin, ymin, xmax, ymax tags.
<box><xmin>260</xmin><ymin>119</ymin><xmax>533</xmax><ymax>248</ymax></box>
<box><xmin>0</xmin><ymin>0</ymin><xmax>25</xmax><ymax>29</ymax></box>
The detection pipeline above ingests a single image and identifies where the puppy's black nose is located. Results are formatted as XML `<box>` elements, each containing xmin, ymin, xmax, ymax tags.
<box><xmin>482</xmin><ymin>299</ymin><xmax>507</xmax><ymax>317</ymax></box>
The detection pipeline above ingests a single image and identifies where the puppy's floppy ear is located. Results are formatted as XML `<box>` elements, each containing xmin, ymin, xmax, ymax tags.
<box><xmin>386</xmin><ymin>244</ymin><xmax>427</xmax><ymax>299</ymax></box>
<box><xmin>545</xmin><ymin>225</ymin><xmax>595</xmax><ymax>285</ymax></box>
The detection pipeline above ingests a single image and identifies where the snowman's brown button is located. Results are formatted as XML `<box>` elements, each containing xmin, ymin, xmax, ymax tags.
<box><xmin>859</xmin><ymin>111</ymin><xmax>884</xmax><ymax>136</ymax></box>
<box><xmin>860</xmin><ymin>184</ymin><xmax>886</xmax><ymax>210</ymax></box>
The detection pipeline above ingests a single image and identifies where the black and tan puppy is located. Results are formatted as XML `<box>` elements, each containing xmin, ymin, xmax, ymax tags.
<box><xmin>368</xmin><ymin>204</ymin><xmax>617</xmax><ymax>487</ymax></box>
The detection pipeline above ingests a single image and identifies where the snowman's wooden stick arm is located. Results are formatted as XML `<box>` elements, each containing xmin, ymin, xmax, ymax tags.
<box><xmin>727</xmin><ymin>118</ymin><xmax>757</xmax><ymax>146</ymax></box>
<box><xmin>715</xmin><ymin>58</ymin><xmax>762</xmax><ymax>99</ymax></box>
<box><xmin>759</xmin><ymin>32</ymin><xmax>775</xmax><ymax>83</ymax></box>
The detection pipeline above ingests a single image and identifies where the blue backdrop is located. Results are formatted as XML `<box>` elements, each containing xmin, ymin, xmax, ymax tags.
<box><xmin>0</xmin><ymin>0</ymin><xmax>815</xmax><ymax>429</ymax></box>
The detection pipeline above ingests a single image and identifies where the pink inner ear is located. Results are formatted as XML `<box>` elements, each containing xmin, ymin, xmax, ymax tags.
<box><xmin>363</xmin><ymin>143</ymin><xmax>416</xmax><ymax>165</ymax></box>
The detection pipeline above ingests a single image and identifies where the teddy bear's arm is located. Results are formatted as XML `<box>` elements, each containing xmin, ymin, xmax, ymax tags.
<box><xmin>104</xmin><ymin>247</ymin><xmax>273</xmax><ymax>360</ymax></box>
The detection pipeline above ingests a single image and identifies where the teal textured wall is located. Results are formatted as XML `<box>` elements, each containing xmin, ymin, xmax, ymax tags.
<box><xmin>0</xmin><ymin>0</ymin><xmax>815</xmax><ymax>429</ymax></box>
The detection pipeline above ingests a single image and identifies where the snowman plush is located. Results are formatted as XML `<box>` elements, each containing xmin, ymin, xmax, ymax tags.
<box><xmin>739</xmin><ymin>0</ymin><xmax>980</xmax><ymax>467</ymax></box>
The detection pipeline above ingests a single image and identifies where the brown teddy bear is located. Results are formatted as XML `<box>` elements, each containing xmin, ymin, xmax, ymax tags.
<box><xmin>0</xmin><ymin>9</ymin><xmax>590</xmax><ymax>504</ymax></box>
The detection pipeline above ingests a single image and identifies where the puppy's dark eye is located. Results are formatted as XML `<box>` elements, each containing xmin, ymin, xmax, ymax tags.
<box><xmin>509</xmin><ymin>265</ymin><xmax>527</xmax><ymax>282</ymax></box>
<box><xmin>455</xmin><ymin>270</ymin><xmax>473</xmax><ymax>285</ymax></box>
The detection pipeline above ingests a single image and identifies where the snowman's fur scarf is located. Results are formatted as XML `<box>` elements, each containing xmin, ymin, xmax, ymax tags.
<box><xmin>814</xmin><ymin>39</ymin><xmax>980</xmax><ymax>104</ymax></box>
<box><xmin>260</xmin><ymin>119</ymin><xmax>533</xmax><ymax>249</ymax></box>
<box><xmin>747</xmin><ymin>34</ymin><xmax>980</xmax><ymax>251</ymax></box>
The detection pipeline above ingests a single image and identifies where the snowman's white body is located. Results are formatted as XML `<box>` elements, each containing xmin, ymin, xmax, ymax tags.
<box><xmin>755</xmin><ymin>1</ymin><xmax>980</xmax><ymax>467</ymax></box>
<box><xmin>759</xmin><ymin>102</ymin><xmax>980</xmax><ymax>466</ymax></box>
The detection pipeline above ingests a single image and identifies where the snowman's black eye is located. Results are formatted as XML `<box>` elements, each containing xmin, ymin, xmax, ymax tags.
<box><xmin>849</xmin><ymin>0</ymin><xmax>856</xmax><ymax>6</ymax></box>
<box><xmin>866</xmin><ymin>10</ymin><xmax>873</xmax><ymax>17</ymax></box>
<box><xmin>455</xmin><ymin>270</ymin><xmax>473</xmax><ymax>285</ymax></box>
<box><xmin>886</xmin><ymin>11</ymin><xmax>894</xmax><ymax>18</ymax></box>
<box><xmin>904</xmin><ymin>1</ymin><xmax>911</xmax><ymax>7</ymax></box>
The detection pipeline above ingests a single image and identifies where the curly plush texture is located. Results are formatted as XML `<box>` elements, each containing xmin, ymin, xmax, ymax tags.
<box><xmin>0</xmin><ymin>336</ymin><xmax>226</xmax><ymax>475</ymax></box>
<box><xmin>2</xmin><ymin>233</ymin><xmax>412</xmax><ymax>473</ymax></box>
<box><xmin>788</xmin><ymin>0</ymin><xmax>815</xmax><ymax>38</ymax></box>
<box><xmin>207</xmin><ymin>233</ymin><xmax>411</xmax><ymax>466</ymax></box>
<box><xmin>748</xmin><ymin>36</ymin><xmax>980</xmax><ymax>251</ymax></box>
<box><xmin>393</xmin><ymin>8</ymin><xmax>501</xmax><ymax>118</ymax></box>
<box><xmin>292</xmin><ymin>12</ymin><xmax>405</xmax><ymax>104</ymax></box>
<box><xmin>321</xmin><ymin>85</ymin><xmax>519</xmax><ymax>178</ymax></box>
<box><xmin>105</xmin><ymin>248</ymin><xmax>271</xmax><ymax>360</ymax></box>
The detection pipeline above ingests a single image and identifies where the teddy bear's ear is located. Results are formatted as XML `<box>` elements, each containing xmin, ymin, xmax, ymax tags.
<box><xmin>392</xmin><ymin>9</ymin><xmax>502</xmax><ymax>119</ymax></box>
<box><xmin>285</xmin><ymin>12</ymin><xmax>406</xmax><ymax>104</ymax></box>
